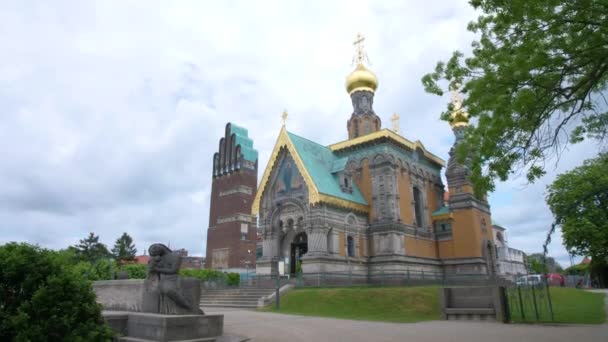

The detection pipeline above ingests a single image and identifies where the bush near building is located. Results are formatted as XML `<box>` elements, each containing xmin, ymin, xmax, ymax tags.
<box><xmin>179</xmin><ymin>269</ymin><xmax>240</xmax><ymax>286</ymax></box>
<box><xmin>0</xmin><ymin>243</ymin><xmax>113</xmax><ymax>341</ymax></box>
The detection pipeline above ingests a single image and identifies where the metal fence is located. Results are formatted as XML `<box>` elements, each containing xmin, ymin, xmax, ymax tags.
<box><xmin>294</xmin><ymin>270</ymin><xmax>507</xmax><ymax>288</ymax></box>
<box><xmin>505</xmin><ymin>283</ymin><xmax>554</xmax><ymax>322</ymax></box>
<box><xmin>206</xmin><ymin>270</ymin><xmax>510</xmax><ymax>289</ymax></box>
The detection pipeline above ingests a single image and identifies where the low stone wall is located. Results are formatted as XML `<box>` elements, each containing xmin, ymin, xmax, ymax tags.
<box><xmin>93</xmin><ymin>279</ymin><xmax>144</xmax><ymax>312</ymax></box>
<box><xmin>92</xmin><ymin>278</ymin><xmax>201</xmax><ymax>313</ymax></box>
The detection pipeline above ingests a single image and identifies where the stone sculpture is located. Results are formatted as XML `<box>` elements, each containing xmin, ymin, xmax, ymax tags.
<box><xmin>143</xmin><ymin>243</ymin><xmax>204</xmax><ymax>315</ymax></box>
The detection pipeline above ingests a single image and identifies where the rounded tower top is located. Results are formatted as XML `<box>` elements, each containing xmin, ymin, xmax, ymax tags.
<box><xmin>346</xmin><ymin>63</ymin><xmax>378</xmax><ymax>94</ymax></box>
<box><xmin>449</xmin><ymin>84</ymin><xmax>469</xmax><ymax>128</ymax></box>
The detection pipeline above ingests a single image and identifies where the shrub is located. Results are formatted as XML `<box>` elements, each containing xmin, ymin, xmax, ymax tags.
<box><xmin>0</xmin><ymin>243</ymin><xmax>113</xmax><ymax>341</ymax></box>
<box><xmin>120</xmin><ymin>263</ymin><xmax>147</xmax><ymax>279</ymax></box>
<box><xmin>71</xmin><ymin>258</ymin><xmax>117</xmax><ymax>281</ymax></box>
<box><xmin>179</xmin><ymin>268</ymin><xmax>226</xmax><ymax>283</ymax></box>
<box><xmin>226</xmin><ymin>272</ymin><xmax>240</xmax><ymax>286</ymax></box>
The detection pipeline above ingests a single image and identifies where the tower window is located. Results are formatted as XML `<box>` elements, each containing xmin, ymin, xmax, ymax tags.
<box><xmin>344</xmin><ymin>177</ymin><xmax>349</xmax><ymax>188</ymax></box>
<box><xmin>347</xmin><ymin>236</ymin><xmax>355</xmax><ymax>257</ymax></box>
<box><xmin>364</xmin><ymin>120</ymin><xmax>371</xmax><ymax>134</ymax></box>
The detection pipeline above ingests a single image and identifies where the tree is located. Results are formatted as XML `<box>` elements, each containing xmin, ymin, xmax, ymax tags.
<box><xmin>422</xmin><ymin>0</ymin><xmax>608</xmax><ymax>195</ymax></box>
<box><xmin>74</xmin><ymin>232</ymin><xmax>111</xmax><ymax>263</ymax></box>
<box><xmin>526</xmin><ymin>253</ymin><xmax>563</xmax><ymax>274</ymax></box>
<box><xmin>547</xmin><ymin>153</ymin><xmax>608</xmax><ymax>284</ymax></box>
<box><xmin>111</xmin><ymin>232</ymin><xmax>137</xmax><ymax>263</ymax></box>
<box><xmin>0</xmin><ymin>243</ymin><xmax>113</xmax><ymax>341</ymax></box>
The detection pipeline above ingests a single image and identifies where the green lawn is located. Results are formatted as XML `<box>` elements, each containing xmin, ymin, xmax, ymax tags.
<box><xmin>261</xmin><ymin>286</ymin><xmax>440</xmax><ymax>323</ymax></box>
<box><xmin>508</xmin><ymin>287</ymin><xmax>606</xmax><ymax>324</ymax></box>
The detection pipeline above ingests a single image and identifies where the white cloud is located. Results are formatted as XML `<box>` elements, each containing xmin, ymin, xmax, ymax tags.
<box><xmin>0</xmin><ymin>1</ymin><xmax>597</xmax><ymax>266</ymax></box>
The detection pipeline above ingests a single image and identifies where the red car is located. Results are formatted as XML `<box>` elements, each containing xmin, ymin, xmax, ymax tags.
<box><xmin>546</xmin><ymin>273</ymin><xmax>565</xmax><ymax>286</ymax></box>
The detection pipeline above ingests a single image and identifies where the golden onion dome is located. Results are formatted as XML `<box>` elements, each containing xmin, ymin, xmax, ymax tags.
<box><xmin>345</xmin><ymin>63</ymin><xmax>378</xmax><ymax>94</ymax></box>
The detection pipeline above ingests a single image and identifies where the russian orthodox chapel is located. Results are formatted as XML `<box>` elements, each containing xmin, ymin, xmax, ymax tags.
<box><xmin>252</xmin><ymin>35</ymin><xmax>496</xmax><ymax>276</ymax></box>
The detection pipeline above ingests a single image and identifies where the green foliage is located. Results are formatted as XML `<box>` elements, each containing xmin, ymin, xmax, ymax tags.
<box><xmin>179</xmin><ymin>268</ymin><xmax>226</xmax><ymax>282</ymax></box>
<box><xmin>525</xmin><ymin>253</ymin><xmax>563</xmax><ymax>274</ymax></box>
<box><xmin>120</xmin><ymin>263</ymin><xmax>147</xmax><ymax>279</ymax></box>
<box><xmin>226</xmin><ymin>272</ymin><xmax>240</xmax><ymax>286</ymax></box>
<box><xmin>564</xmin><ymin>263</ymin><xmax>589</xmax><ymax>276</ymax></box>
<box><xmin>547</xmin><ymin>154</ymin><xmax>608</xmax><ymax>284</ymax></box>
<box><xmin>422</xmin><ymin>0</ymin><xmax>608</xmax><ymax>195</ymax></box>
<box><xmin>0</xmin><ymin>243</ymin><xmax>113</xmax><ymax>341</ymax></box>
<box><xmin>111</xmin><ymin>232</ymin><xmax>137</xmax><ymax>263</ymax></box>
<box><xmin>74</xmin><ymin>232</ymin><xmax>111</xmax><ymax>263</ymax></box>
<box><xmin>72</xmin><ymin>259</ymin><xmax>117</xmax><ymax>281</ymax></box>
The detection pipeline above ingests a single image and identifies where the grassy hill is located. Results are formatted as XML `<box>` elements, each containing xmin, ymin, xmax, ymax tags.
<box><xmin>262</xmin><ymin>286</ymin><xmax>440</xmax><ymax>323</ymax></box>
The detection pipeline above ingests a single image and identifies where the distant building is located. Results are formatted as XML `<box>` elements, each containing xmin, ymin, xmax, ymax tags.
<box><xmin>134</xmin><ymin>255</ymin><xmax>150</xmax><ymax>265</ymax></box>
<box><xmin>205</xmin><ymin>123</ymin><xmax>258</xmax><ymax>271</ymax></box>
<box><xmin>492</xmin><ymin>223</ymin><xmax>526</xmax><ymax>278</ymax></box>
<box><xmin>134</xmin><ymin>250</ymin><xmax>204</xmax><ymax>269</ymax></box>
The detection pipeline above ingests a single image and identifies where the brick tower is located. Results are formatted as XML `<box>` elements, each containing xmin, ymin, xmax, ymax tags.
<box><xmin>205</xmin><ymin>123</ymin><xmax>258</xmax><ymax>270</ymax></box>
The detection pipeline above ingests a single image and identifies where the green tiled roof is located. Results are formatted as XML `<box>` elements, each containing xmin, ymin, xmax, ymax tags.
<box><xmin>230</xmin><ymin>123</ymin><xmax>258</xmax><ymax>162</ymax></box>
<box><xmin>287</xmin><ymin>132</ymin><xmax>367</xmax><ymax>206</ymax></box>
<box><xmin>432</xmin><ymin>206</ymin><xmax>450</xmax><ymax>216</ymax></box>
<box><xmin>330</xmin><ymin>157</ymin><xmax>348</xmax><ymax>173</ymax></box>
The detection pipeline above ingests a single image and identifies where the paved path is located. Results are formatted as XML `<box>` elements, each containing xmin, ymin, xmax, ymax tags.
<box><xmin>208</xmin><ymin>307</ymin><xmax>608</xmax><ymax>342</ymax></box>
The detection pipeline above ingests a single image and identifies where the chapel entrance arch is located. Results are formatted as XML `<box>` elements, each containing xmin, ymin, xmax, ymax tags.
<box><xmin>289</xmin><ymin>232</ymin><xmax>308</xmax><ymax>274</ymax></box>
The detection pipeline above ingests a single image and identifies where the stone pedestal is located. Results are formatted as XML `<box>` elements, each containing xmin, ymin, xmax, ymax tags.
<box><xmin>103</xmin><ymin>311</ymin><xmax>223</xmax><ymax>342</ymax></box>
<box><xmin>128</xmin><ymin>312</ymin><xmax>222</xmax><ymax>341</ymax></box>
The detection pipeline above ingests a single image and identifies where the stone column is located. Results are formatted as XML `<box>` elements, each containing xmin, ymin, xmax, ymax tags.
<box><xmin>305</xmin><ymin>225</ymin><xmax>329</xmax><ymax>256</ymax></box>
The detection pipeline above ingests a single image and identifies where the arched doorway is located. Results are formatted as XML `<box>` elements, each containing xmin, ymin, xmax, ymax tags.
<box><xmin>290</xmin><ymin>232</ymin><xmax>308</xmax><ymax>274</ymax></box>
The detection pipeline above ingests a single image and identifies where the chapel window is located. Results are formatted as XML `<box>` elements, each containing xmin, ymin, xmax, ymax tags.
<box><xmin>413</xmin><ymin>186</ymin><xmax>424</xmax><ymax>228</ymax></box>
<box><xmin>347</xmin><ymin>236</ymin><xmax>355</xmax><ymax>257</ymax></box>
<box><xmin>364</xmin><ymin>120</ymin><xmax>371</xmax><ymax>134</ymax></box>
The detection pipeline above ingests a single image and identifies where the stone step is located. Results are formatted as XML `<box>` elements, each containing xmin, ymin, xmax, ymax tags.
<box><xmin>202</xmin><ymin>303</ymin><xmax>258</xmax><ymax>308</ymax></box>
<box><xmin>203</xmin><ymin>289</ymin><xmax>275</xmax><ymax>293</ymax></box>
<box><xmin>201</xmin><ymin>294</ymin><xmax>263</xmax><ymax>297</ymax></box>
<box><xmin>201</xmin><ymin>297</ymin><xmax>260</xmax><ymax>301</ymax></box>
<box><xmin>202</xmin><ymin>300</ymin><xmax>258</xmax><ymax>304</ymax></box>
<box><xmin>119</xmin><ymin>337</ymin><xmax>216</xmax><ymax>342</ymax></box>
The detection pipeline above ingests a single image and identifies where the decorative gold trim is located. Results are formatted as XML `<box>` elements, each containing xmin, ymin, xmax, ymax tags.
<box><xmin>432</xmin><ymin>212</ymin><xmax>453</xmax><ymax>221</ymax></box>
<box><xmin>328</xmin><ymin>129</ymin><xmax>445</xmax><ymax>166</ymax></box>
<box><xmin>348</xmin><ymin>86</ymin><xmax>375</xmax><ymax>95</ymax></box>
<box><xmin>251</xmin><ymin>127</ymin><xmax>371</xmax><ymax>216</ymax></box>
<box><xmin>318</xmin><ymin>194</ymin><xmax>369</xmax><ymax>213</ymax></box>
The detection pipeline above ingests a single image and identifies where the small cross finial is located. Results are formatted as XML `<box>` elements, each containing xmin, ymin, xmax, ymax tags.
<box><xmin>450</xmin><ymin>83</ymin><xmax>463</xmax><ymax>111</ymax></box>
<box><xmin>449</xmin><ymin>83</ymin><xmax>469</xmax><ymax>127</ymax></box>
<box><xmin>281</xmin><ymin>110</ymin><xmax>288</xmax><ymax>126</ymax></box>
<box><xmin>391</xmin><ymin>113</ymin><xmax>400</xmax><ymax>134</ymax></box>
<box><xmin>352</xmin><ymin>33</ymin><xmax>370</xmax><ymax>66</ymax></box>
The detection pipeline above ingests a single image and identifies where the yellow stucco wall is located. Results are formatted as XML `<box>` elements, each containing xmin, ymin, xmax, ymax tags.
<box><xmin>359</xmin><ymin>236</ymin><xmax>366</xmax><ymax>257</ymax></box>
<box><xmin>438</xmin><ymin>240</ymin><xmax>455</xmax><ymax>258</ymax></box>
<box><xmin>404</xmin><ymin>236</ymin><xmax>437</xmax><ymax>258</ymax></box>
<box><xmin>398</xmin><ymin>172</ymin><xmax>414</xmax><ymax>225</ymax></box>
<box><xmin>356</xmin><ymin>159</ymin><xmax>373</xmax><ymax>222</ymax></box>
<box><xmin>444</xmin><ymin>207</ymin><xmax>494</xmax><ymax>259</ymax></box>
<box><xmin>339</xmin><ymin>231</ymin><xmax>345</xmax><ymax>256</ymax></box>
<box><xmin>426</xmin><ymin>183</ymin><xmax>439</xmax><ymax>226</ymax></box>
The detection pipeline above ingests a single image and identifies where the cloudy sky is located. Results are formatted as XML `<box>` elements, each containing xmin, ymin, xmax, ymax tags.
<box><xmin>1</xmin><ymin>1</ymin><xmax>599</xmax><ymax>266</ymax></box>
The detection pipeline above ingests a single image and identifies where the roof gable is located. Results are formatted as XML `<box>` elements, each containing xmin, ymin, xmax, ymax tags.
<box><xmin>251</xmin><ymin>127</ymin><xmax>368</xmax><ymax>215</ymax></box>
<box><xmin>287</xmin><ymin>132</ymin><xmax>367</xmax><ymax>206</ymax></box>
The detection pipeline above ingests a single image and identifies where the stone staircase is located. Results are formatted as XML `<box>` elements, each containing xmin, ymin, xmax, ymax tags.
<box><xmin>200</xmin><ymin>287</ymin><xmax>276</xmax><ymax>309</ymax></box>
<box><xmin>440</xmin><ymin>286</ymin><xmax>507</xmax><ymax>322</ymax></box>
